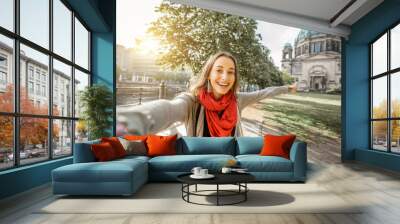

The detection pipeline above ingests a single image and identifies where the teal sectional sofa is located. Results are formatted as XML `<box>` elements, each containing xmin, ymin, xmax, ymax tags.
<box><xmin>52</xmin><ymin>137</ymin><xmax>307</xmax><ymax>196</ymax></box>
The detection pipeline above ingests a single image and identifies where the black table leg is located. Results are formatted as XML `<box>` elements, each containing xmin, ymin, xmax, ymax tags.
<box><xmin>216</xmin><ymin>184</ymin><xmax>219</xmax><ymax>206</ymax></box>
<box><xmin>181</xmin><ymin>183</ymin><xmax>183</xmax><ymax>199</ymax></box>
<box><xmin>179</xmin><ymin>182</ymin><xmax>251</xmax><ymax>206</ymax></box>
<box><xmin>187</xmin><ymin>184</ymin><xmax>190</xmax><ymax>202</ymax></box>
<box><xmin>245</xmin><ymin>183</ymin><xmax>247</xmax><ymax>201</ymax></box>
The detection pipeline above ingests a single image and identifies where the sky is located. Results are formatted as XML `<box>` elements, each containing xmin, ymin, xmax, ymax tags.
<box><xmin>256</xmin><ymin>22</ymin><xmax>300</xmax><ymax>66</ymax></box>
<box><xmin>0</xmin><ymin>0</ymin><xmax>89</xmax><ymax>70</ymax></box>
<box><xmin>117</xmin><ymin>0</ymin><xmax>161</xmax><ymax>49</ymax></box>
<box><xmin>116</xmin><ymin>0</ymin><xmax>300</xmax><ymax>69</ymax></box>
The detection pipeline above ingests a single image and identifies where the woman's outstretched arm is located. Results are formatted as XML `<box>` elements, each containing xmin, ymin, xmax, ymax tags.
<box><xmin>117</xmin><ymin>93</ymin><xmax>194</xmax><ymax>135</ymax></box>
<box><xmin>237</xmin><ymin>84</ymin><xmax>294</xmax><ymax>109</ymax></box>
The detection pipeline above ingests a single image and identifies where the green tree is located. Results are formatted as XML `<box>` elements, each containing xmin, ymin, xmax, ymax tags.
<box><xmin>148</xmin><ymin>1</ymin><xmax>283</xmax><ymax>88</ymax></box>
<box><xmin>281</xmin><ymin>71</ymin><xmax>295</xmax><ymax>85</ymax></box>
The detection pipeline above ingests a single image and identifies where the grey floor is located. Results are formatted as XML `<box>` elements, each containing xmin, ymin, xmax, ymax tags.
<box><xmin>1</xmin><ymin>150</ymin><xmax>400</xmax><ymax>224</ymax></box>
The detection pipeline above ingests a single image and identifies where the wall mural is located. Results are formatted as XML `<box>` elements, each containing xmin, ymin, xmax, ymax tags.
<box><xmin>114</xmin><ymin>0</ymin><xmax>342</xmax><ymax>162</ymax></box>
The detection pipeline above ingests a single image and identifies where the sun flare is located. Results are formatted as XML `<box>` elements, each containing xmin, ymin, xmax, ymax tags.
<box><xmin>134</xmin><ymin>36</ymin><xmax>162</xmax><ymax>53</ymax></box>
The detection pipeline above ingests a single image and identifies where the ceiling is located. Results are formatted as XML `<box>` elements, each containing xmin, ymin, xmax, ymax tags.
<box><xmin>228</xmin><ymin>0</ymin><xmax>352</xmax><ymax>24</ymax></box>
<box><xmin>171</xmin><ymin>0</ymin><xmax>384</xmax><ymax>38</ymax></box>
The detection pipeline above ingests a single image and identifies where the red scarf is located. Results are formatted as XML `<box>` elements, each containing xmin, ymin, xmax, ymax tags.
<box><xmin>198</xmin><ymin>88</ymin><xmax>238</xmax><ymax>137</ymax></box>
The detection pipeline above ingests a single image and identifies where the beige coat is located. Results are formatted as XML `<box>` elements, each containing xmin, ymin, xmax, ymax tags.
<box><xmin>117</xmin><ymin>86</ymin><xmax>288</xmax><ymax>136</ymax></box>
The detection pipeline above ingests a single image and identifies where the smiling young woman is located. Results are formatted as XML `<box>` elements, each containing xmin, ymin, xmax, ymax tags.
<box><xmin>191</xmin><ymin>53</ymin><xmax>238</xmax><ymax>99</ymax></box>
<box><xmin>118</xmin><ymin>51</ymin><xmax>296</xmax><ymax>137</ymax></box>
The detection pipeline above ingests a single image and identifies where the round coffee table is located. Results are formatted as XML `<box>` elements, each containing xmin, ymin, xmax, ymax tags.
<box><xmin>177</xmin><ymin>173</ymin><xmax>255</xmax><ymax>206</ymax></box>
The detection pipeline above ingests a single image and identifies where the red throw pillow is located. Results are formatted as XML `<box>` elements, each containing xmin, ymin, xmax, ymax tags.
<box><xmin>146</xmin><ymin>135</ymin><xmax>177</xmax><ymax>157</ymax></box>
<box><xmin>101</xmin><ymin>137</ymin><xmax>127</xmax><ymax>158</ymax></box>
<box><xmin>260</xmin><ymin>134</ymin><xmax>296</xmax><ymax>159</ymax></box>
<box><xmin>91</xmin><ymin>142</ymin><xmax>117</xmax><ymax>161</ymax></box>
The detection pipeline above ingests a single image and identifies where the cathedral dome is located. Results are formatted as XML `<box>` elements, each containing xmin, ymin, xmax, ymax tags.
<box><xmin>295</xmin><ymin>30</ymin><xmax>324</xmax><ymax>44</ymax></box>
<box><xmin>283</xmin><ymin>42</ymin><xmax>292</xmax><ymax>49</ymax></box>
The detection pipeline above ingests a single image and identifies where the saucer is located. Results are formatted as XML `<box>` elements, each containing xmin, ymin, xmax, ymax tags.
<box><xmin>190</xmin><ymin>174</ymin><xmax>215</xmax><ymax>179</ymax></box>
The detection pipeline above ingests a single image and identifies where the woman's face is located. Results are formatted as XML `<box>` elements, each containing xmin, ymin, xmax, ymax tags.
<box><xmin>208</xmin><ymin>56</ymin><xmax>236</xmax><ymax>99</ymax></box>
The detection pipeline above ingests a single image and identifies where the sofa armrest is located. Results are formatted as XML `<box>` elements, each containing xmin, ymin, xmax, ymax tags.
<box><xmin>289</xmin><ymin>141</ymin><xmax>307</xmax><ymax>181</ymax></box>
<box><xmin>73</xmin><ymin>140</ymin><xmax>100</xmax><ymax>163</ymax></box>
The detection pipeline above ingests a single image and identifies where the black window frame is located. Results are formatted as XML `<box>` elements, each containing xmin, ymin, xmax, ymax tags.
<box><xmin>0</xmin><ymin>0</ymin><xmax>92</xmax><ymax>171</ymax></box>
<box><xmin>369</xmin><ymin>20</ymin><xmax>400</xmax><ymax>154</ymax></box>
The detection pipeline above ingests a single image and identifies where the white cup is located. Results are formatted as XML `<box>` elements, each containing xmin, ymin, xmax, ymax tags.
<box><xmin>200</xmin><ymin>169</ymin><xmax>208</xmax><ymax>176</ymax></box>
<box><xmin>191</xmin><ymin>167</ymin><xmax>202</xmax><ymax>176</ymax></box>
<box><xmin>221</xmin><ymin>167</ymin><xmax>232</xmax><ymax>174</ymax></box>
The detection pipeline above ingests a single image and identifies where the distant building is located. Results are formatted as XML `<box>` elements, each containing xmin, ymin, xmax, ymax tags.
<box><xmin>117</xmin><ymin>44</ymin><xmax>191</xmax><ymax>85</ymax></box>
<box><xmin>281</xmin><ymin>30</ymin><xmax>341</xmax><ymax>92</ymax></box>
<box><xmin>117</xmin><ymin>45</ymin><xmax>159</xmax><ymax>83</ymax></box>
<box><xmin>0</xmin><ymin>41</ymin><xmax>76</xmax><ymax>145</ymax></box>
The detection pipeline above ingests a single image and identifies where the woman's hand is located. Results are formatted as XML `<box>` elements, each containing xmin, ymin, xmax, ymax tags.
<box><xmin>288</xmin><ymin>82</ymin><xmax>297</xmax><ymax>94</ymax></box>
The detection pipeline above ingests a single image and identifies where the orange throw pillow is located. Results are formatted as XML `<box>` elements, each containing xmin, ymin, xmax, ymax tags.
<box><xmin>146</xmin><ymin>135</ymin><xmax>177</xmax><ymax>157</ymax></box>
<box><xmin>91</xmin><ymin>142</ymin><xmax>117</xmax><ymax>161</ymax></box>
<box><xmin>260</xmin><ymin>134</ymin><xmax>296</xmax><ymax>159</ymax></box>
<box><xmin>101</xmin><ymin>137</ymin><xmax>127</xmax><ymax>158</ymax></box>
<box><xmin>124</xmin><ymin>135</ymin><xmax>147</xmax><ymax>141</ymax></box>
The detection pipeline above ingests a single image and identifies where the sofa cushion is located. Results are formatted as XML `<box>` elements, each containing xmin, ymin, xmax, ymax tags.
<box><xmin>52</xmin><ymin>159</ymin><xmax>147</xmax><ymax>183</ymax></box>
<box><xmin>236</xmin><ymin>155</ymin><xmax>293</xmax><ymax>172</ymax></box>
<box><xmin>147</xmin><ymin>135</ymin><xmax>177</xmax><ymax>157</ymax></box>
<box><xmin>91</xmin><ymin>142</ymin><xmax>118</xmax><ymax>161</ymax></box>
<box><xmin>149</xmin><ymin>154</ymin><xmax>235</xmax><ymax>172</ymax></box>
<box><xmin>101</xmin><ymin>137</ymin><xmax>127</xmax><ymax>158</ymax></box>
<box><xmin>124</xmin><ymin>135</ymin><xmax>148</xmax><ymax>141</ymax></box>
<box><xmin>119</xmin><ymin>138</ymin><xmax>147</xmax><ymax>156</ymax></box>
<box><xmin>260</xmin><ymin>134</ymin><xmax>296</xmax><ymax>159</ymax></box>
<box><xmin>236</xmin><ymin>137</ymin><xmax>263</xmax><ymax>155</ymax></box>
<box><xmin>115</xmin><ymin>155</ymin><xmax>150</xmax><ymax>163</ymax></box>
<box><xmin>73</xmin><ymin>139</ymin><xmax>100</xmax><ymax>163</ymax></box>
<box><xmin>177</xmin><ymin>137</ymin><xmax>235</xmax><ymax>155</ymax></box>
<box><xmin>53</xmin><ymin>163</ymin><xmax>133</xmax><ymax>183</ymax></box>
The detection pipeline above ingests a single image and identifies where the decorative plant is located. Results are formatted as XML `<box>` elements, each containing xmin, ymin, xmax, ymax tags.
<box><xmin>79</xmin><ymin>84</ymin><xmax>113</xmax><ymax>140</ymax></box>
<box><xmin>75</xmin><ymin>120</ymin><xmax>88</xmax><ymax>141</ymax></box>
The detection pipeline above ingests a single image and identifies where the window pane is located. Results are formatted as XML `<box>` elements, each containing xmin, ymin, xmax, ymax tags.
<box><xmin>0</xmin><ymin>34</ymin><xmax>14</xmax><ymax>112</ymax></box>
<box><xmin>53</xmin><ymin>0</ymin><xmax>72</xmax><ymax>60</ymax></box>
<box><xmin>391</xmin><ymin>72</ymin><xmax>400</xmax><ymax>118</ymax></box>
<box><xmin>372</xmin><ymin>121</ymin><xmax>387</xmax><ymax>151</ymax></box>
<box><xmin>20</xmin><ymin>0</ymin><xmax>49</xmax><ymax>49</ymax></box>
<box><xmin>74</xmin><ymin>69</ymin><xmax>89</xmax><ymax>117</ymax></box>
<box><xmin>391</xmin><ymin>120</ymin><xmax>400</xmax><ymax>153</ymax></box>
<box><xmin>20</xmin><ymin>117</ymin><xmax>49</xmax><ymax>165</ymax></box>
<box><xmin>75</xmin><ymin>18</ymin><xmax>89</xmax><ymax>69</ymax></box>
<box><xmin>391</xmin><ymin>24</ymin><xmax>400</xmax><ymax>70</ymax></box>
<box><xmin>53</xmin><ymin>119</ymin><xmax>72</xmax><ymax>158</ymax></box>
<box><xmin>0</xmin><ymin>116</ymin><xmax>13</xmax><ymax>170</ymax></box>
<box><xmin>20</xmin><ymin>44</ymin><xmax>49</xmax><ymax>115</ymax></box>
<box><xmin>372</xmin><ymin>76</ymin><xmax>387</xmax><ymax>119</ymax></box>
<box><xmin>75</xmin><ymin>120</ymin><xmax>88</xmax><ymax>143</ymax></box>
<box><xmin>372</xmin><ymin>33</ymin><xmax>387</xmax><ymax>76</ymax></box>
<box><xmin>0</xmin><ymin>0</ymin><xmax>14</xmax><ymax>31</ymax></box>
<box><xmin>53</xmin><ymin>59</ymin><xmax>72</xmax><ymax>117</ymax></box>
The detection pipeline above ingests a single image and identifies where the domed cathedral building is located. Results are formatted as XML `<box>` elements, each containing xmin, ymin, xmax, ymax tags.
<box><xmin>281</xmin><ymin>30</ymin><xmax>342</xmax><ymax>92</ymax></box>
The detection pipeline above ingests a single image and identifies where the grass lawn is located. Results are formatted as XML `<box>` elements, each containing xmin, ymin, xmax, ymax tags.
<box><xmin>242</xmin><ymin>93</ymin><xmax>341</xmax><ymax>156</ymax></box>
<box><xmin>258</xmin><ymin>92</ymin><xmax>341</xmax><ymax>143</ymax></box>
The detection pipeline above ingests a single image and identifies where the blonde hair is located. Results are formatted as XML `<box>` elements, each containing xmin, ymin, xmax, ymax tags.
<box><xmin>190</xmin><ymin>51</ymin><xmax>239</xmax><ymax>96</ymax></box>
